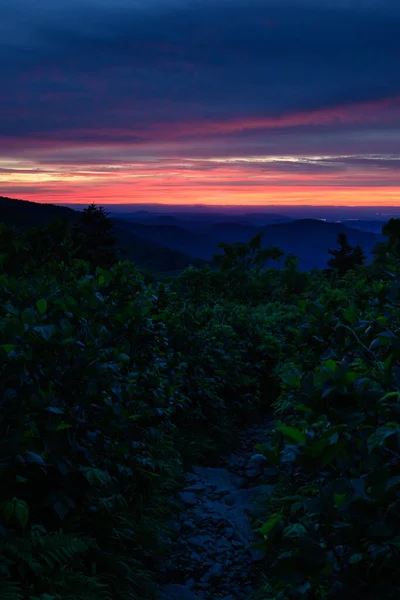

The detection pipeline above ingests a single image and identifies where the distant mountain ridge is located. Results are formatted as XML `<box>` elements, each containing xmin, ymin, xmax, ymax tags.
<box><xmin>117</xmin><ymin>210</ymin><xmax>293</xmax><ymax>231</ymax></box>
<box><xmin>115</xmin><ymin>215</ymin><xmax>384</xmax><ymax>270</ymax></box>
<box><xmin>0</xmin><ymin>196</ymin><xmax>385</xmax><ymax>271</ymax></box>
<box><xmin>0</xmin><ymin>195</ymin><xmax>81</xmax><ymax>229</ymax></box>
<box><xmin>0</xmin><ymin>196</ymin><xmax>204</xmax><ymax>272</ymax></box>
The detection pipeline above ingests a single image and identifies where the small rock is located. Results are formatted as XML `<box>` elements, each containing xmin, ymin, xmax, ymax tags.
<box><xmin>245</xmin><ymin>454</ymin><xmax>268</xmax><ymax>478</ymax></box>
<box><xmin>187</xmin><ymin>534</ymin><xmax>213</xmax><ymax>548</ymax></box>
<box><xmin>192</xmin><ymin>466</ymin><xmax>244</xmax><ymax>489</ymax></box>
<box><xmin>263</xmin><ymin>466</ymin><xmax>280</xmax><ymax>482</ymax></box>
<box><xmin>248</xmin><ymin>547</ymin><xmax>265</xmax><ymax>562</ymax></box>
<box><xmin>179</xmin><ymin>492</ymin><xmax>199</xmax><ymax>506</ymax></box>
<box><xmin>184</xmin><ymin>483</ymin><xmax>206</xmax><ymax>493</ymax></box>
<box><xmin>190</xmin><ymin>552</ymin><xmax>201</xmax><ymax>562</ymax></box>
<box><xmin>196</xmin><ymin>582</ymin><xmax>211</xmax><ymax>590</ymax></box>
<box><xmin>213</xmin><ymin>487</ymin><xmax>232</xmax><ymax>498</ymax></box>
<box><xmin>223</xmin><ymin>493</ymin><xmax>236</xmax><ymax>506</ymax></box>
<box><xmin>160</xmin><ymin>584</ymin><xmax>203</xmax><ymax>600</ymax></box>
<box><xmin>244</xmin><ymin>468</ymin><xmax>261</xmax><ymax>479</ymax></box>
<box><xmin>202</xmin><ymin>563</ymin><xmax>224</xmax><ymax>582</ymax></box>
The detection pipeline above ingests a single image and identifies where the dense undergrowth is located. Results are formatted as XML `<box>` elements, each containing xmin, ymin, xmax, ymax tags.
<box><xmin>1</xmin><ymin>208</ymin><xmax>400</xmax><ymax>599</ymax></box>
<box><xmin>255</xmin><ymin>248</ymin><xmax>400</xmax><ymax>598</ymax></box>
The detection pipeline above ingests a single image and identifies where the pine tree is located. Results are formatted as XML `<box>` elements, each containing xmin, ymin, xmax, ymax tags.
<box><xmin>73</xmin><ymin>204</ymin><xmax>118</xmax><ymax>269</ymax></box>
<box><xmin>328</xmin><ymin>233</ymin><xmax>365</xmax><ymax>276</ymax></box>
<box><xmin>382</xmin><ymin>218</ymin><xmax>400</xmax><ymax>258</ymax></box>
<box><xmin>353</xmin><ymin>244</ymin><xmax>367</xmax><ymax>267</ymax></box>
<box><xmin>214</xmin><ymin>232</ymin><xmax>283</xmax><ymax>272</ymax></box>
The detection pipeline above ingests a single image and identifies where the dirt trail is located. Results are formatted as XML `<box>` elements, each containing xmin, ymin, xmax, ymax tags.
<box><xmin>157</xmin><ymin>419</ymin><xmax>278</xmax><ymax>600</ymax></box>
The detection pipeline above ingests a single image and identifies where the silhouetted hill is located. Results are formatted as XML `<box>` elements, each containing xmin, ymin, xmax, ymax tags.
<box><xmin>118</xmin><ymin>221</ymin><xmax>213</xmax><ymax>257</ymax></box>
<box><xmin>0</xmin><ymin>196</ymin><xmax>81</xmax><ymax>229</ymax></box>
<box><xmin>343</xmin><ymin>220</ymin><xmax>387</xmax><ymax>234</ymax></box>
<box><xmin>118</xmin><ymin>217</ymin><xmax>384</xmax><ymax>269</ymax></box>
<box><xmin>0</xmin><ymin>197</ymin><xmax>384</xmax><ymax>271</ymax></box>
<box><xmin>260</xmin><ymin>220</ymin><xmax>383</xmax><ymax>270</ymax></box>
<box><xmin>115</xmin><ymin>210</ymin><xmax>292</xmax><ymax>231</ymax></box>
<box><xmin>210</xmin><ymin>222</ymin><xmax>258</xmax><ymax>243</ymax></box>
<box><xmin>0</xmin><ymin>196</ymin><xmax>203</xmax><ymax>272</ymax></box>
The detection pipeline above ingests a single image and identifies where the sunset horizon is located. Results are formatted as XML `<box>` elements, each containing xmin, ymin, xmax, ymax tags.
<box><xmin>1</xmin><ymin>0</ymin><xmax>400</xmax><ymax>208</ymax></box>
<box><xmin>2</xmin><ymin>3</ymin><xmax>400</xmax><ymax>597</ymax></box>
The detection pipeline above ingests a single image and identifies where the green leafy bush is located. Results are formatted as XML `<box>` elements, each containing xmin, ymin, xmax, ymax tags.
<box><xmin>0</xmin><ymin>223</ymin><xmax>282</xmax><ymax>599</ymax></box>
<box><xmin>256</xmin><ymin>270</ymin><xmax>400</xmax><ymax>599</ymax></box>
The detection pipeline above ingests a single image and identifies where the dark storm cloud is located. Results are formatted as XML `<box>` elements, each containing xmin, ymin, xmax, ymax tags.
<box><xmin>1</xmin><ymin>0</ymin><xmax>400</xmax><ymax>143</ymax></box>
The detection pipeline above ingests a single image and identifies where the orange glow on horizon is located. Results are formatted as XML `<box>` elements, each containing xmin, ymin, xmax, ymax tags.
<box><xmin>1</xmin><ymin>94</ymin><xmax>400</xmax><ymax>208</ymax></box>
<box><xmin>3</xmin><ymin>183</ymin><xmax>400</xmax><ymax>207</ymax></box>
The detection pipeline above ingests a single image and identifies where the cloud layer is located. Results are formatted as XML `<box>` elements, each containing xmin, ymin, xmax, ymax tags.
<box><xmin>1</xmin><ymin>0</ymin><xmax>400</xmax><ymax>205</ymax></box>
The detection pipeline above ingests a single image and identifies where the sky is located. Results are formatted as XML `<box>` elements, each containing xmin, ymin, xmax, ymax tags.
<box><xmin>1</xmin><ymin>0</ymin><xmax>400</xmax><ymax>206</ymax></box>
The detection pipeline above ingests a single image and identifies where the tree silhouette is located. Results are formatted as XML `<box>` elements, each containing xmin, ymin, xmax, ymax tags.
<box><xmin>213</xmin><ymin>232</ymin><xmax>283</xmax><ymax>272</ymax></box>
<box><xmin>328</xmin><ymin>233</ymin><xmax>365</xmax><ymax>276</ymax></box>
<box><xmin>352</xmin><ymin>244</ymin><xmax>367</xmax><ymax>267</ymax></box>
<box><xmin>73</xmin><ymin>204</ymin><xmax>118</xmax><ymax>269</ymax></box>
<box><xmin>382</xmin><ymin>218</ymin><xmax>400</xmax><ymax>258</ymax></box>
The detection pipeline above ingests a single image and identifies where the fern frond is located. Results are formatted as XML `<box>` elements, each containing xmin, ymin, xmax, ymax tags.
<box><xmin>31</xmin><ymin>530</ymin><xmax>89</xmax><ymax>571</ymax></box>
<box><xmin>50</xmin><ymin>567</ymin><xmax>111</xmax><ymax>600</ymax></box>
<box><xmin>0</xmin><ymin>579</ymin><xmax>24</xmax><ymax>600</ymax></box>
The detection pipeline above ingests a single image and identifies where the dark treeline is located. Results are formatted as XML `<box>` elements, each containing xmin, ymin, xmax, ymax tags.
<box><xmin>1</xmin><ymin>204</ymin><xmax>400</xmax><ymax>599</ymax></box>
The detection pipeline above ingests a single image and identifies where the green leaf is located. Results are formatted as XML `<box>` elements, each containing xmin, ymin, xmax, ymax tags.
<box><xmin>260</xmin><ymin>513</ymin><xmax>281</xmax><ymax>536</ymax></box>
<box><xmin>79</xmin><ymin>467</ymin><xmax>110</xmax><ymax>487</ymax></box>
<box><xmin>25</xmin><ymin>451</ymin><xmax>46</xmax><ymax>466</ymax></box>
<box><xmin>283</xmin><ymin>524</ymin><xmax>307</xmax><ymax>538</ymax></box>
<box><xmin>278</xmin><ymin>424</ymin><xmax>306</xmax><ymax>445</ymax></box>
<box><xmin>321</xmin><ymin>382</ymin><xmax>337</xmax><ymax>399</ymax></box>
<box><xmin>369</xmin><ymin>338</ymin><xmax>381</xmax><ymax>351</ymax></box>
<box><xmin>349</xmin><ymin>553</ymin><xmax>363</xmax><ymax>565</ymax></box>
<box><xmin>344</xmin><ymin>306</ymin><xmax>357</xmax><ymax>324</ymax></box>
<box><xmin>4</xmin><ymin>303</ymin><xmax>19</xmax><ymax>316</ymax></box>
<box><xmin>323</xmin><ymin>359</ymin><xmax>337</xmax><ymax>373</ymax></box>
<box><xmin>1</xmin><ymin>344</ymin><xmax>16</xmax><ymax>355</ymax></box>
<box><xmin>16</xmin><ymin>476</ymin><xmax>28</xmax><ymax>483</ymax></box>
<box><xmin>53</xmin><ymin>501</ymin><xmax>70</xmax><ymax>520</ymax></box>
<box><xmin>36</xmin><ymin>299</ymin><xmax>47</xmax><ymax>315</ymax></box>
<box><xmin>368</xmin><ymin>425</ymin><xmax>399</xmax><ymax>452</ymax></box>
<box><xmin>279</xmin><ymin>372</ymin><xmax>301</xmax><ymax>388</ymax></box>
<box><xmin>379</xmin><ymin>331</ymin><xmax>396</xmax><ymax>339</ymax></box>
<box><xmin>56</xmin><ymin>423</ymin><xmax>72</xmax><ymax>431</ymax></box>
<box><xmin>21</xmin><ymin>308</ymin><xmax>38</xmax><ymax>325</ymax></box>
<box><xmin>294</xmin><ymin>403</ymin><xmax>313</xmax><ymax>413</ymax></box>
<box><xmin>334</xmin><ymin>493</ymin><xmax>347</xmax><ymax>507</ymax></box>
<box><xmin>14</xmin><ymin>499</ymin><xmax>29</xmax><ymax>529</ymax></box>
<box><xmin>118</xmin><ymin>353</ymin><xmax>131</xmax><ymax>364</ymax></box>
<box><xmin>45</xmin><ymin>406</ymin><xmax>64</xmax><ymax>415</ymax></box>
<box><xmin>2</xmin><ymin>500</ymin><xmax>14</xmax><ymax>521</ymax></box>
<box><xmin>34</xmin><ymin>325</ymin><xmax>55</xmax><ymax>340</ymax></box>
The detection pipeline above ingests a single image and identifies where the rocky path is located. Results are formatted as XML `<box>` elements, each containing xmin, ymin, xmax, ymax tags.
<box><xmin>157</xmin><ymin>420</ymin><xmax>278</xmax><ymax>600</ymax></box>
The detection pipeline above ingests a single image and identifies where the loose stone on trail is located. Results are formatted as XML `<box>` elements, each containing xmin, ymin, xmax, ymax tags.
<box><xmin>157</xmin><ymin>420</ymin><xmax>276</xmax><ymax>599</ymax></box>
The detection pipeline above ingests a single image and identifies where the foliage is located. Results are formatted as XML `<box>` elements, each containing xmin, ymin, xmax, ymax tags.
<box><xmin>72</xmin><ymin>204</ymin><xmax>119</xmax><ymax>269</ymax></box>
<box><xmin>2</xmin><ymin>206</ymin><xmax>400</xmax><ymax>599</ymax></box>
<box><xmin>327</xmin><ymin>233</ymin><xmax>366</xmax><ymax>276</ymax></box>
<box><xmin>382</xmin><ymin>218</ymin><xmax>400</xmax><ymax>259</ymax></box>
<box><xmin>213</xmin><ymin>232</ymin><xmax>284</xmax><ymax>273</ymax></box>
<box><xmin>256</xmin><ymin>249</ymin><xmax>400</xmax><ymax>599</ymax></box>
<box><xmin>0</xmin><ymin>219</ymin><xmax>282</xmax><ymax>599</ymax></box>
